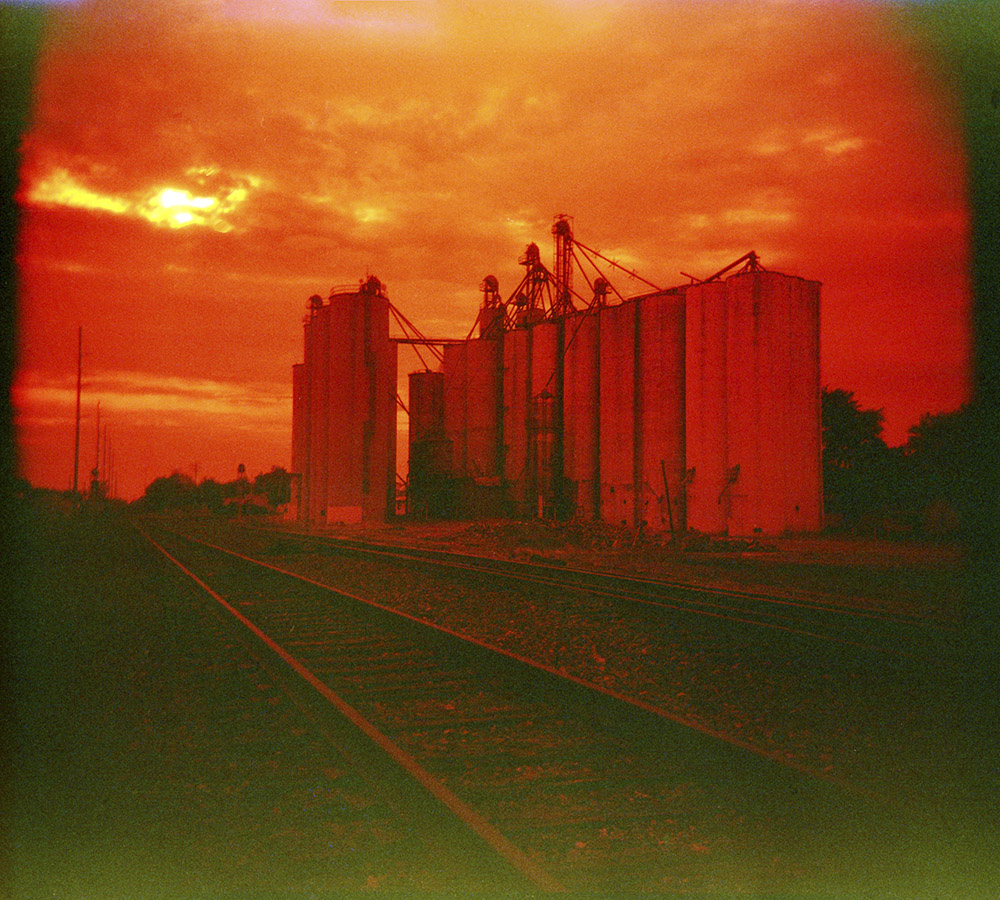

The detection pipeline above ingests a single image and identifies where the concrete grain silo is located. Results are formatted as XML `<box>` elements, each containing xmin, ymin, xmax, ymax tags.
<box><xmin>502</xmin><ymin>325</ymin><xmax>532</xmax><ymax>516</ymax></box>
<box><xmin>291</xmin><ymin>222</ymin><xmax>823</xmax><ymax>537</ymax></box>
<box><xmin>443</xmin><ymin>335</ymin><xmax>501</xmax><ymax>514</ymax></box>
<box><xmin>598</xmin><ymin>300</ymin><xmax>638</xmax><ymax>527</ymax></box>
<box><xmin>723</xmin><ymin>270</ymin><xmax>822</xmax><ymax>535</ymax></box>
<box><xmin>596</xmin><ymin>292</ymin><xmax>685</xmax><ymax>533</ymax></box>
<box><xmin>443</xmin><ymin>344</ymin><xmax>470</xmax><ymax>475</ymax></box>
<box><xmin>684</xmin><ymin>280</ymin><xmax>730</xmax><ymax>533</ymax></box>
<box><xmin>562</xmin><ymin>311</ymin><xmax>600</xmax><ymax>521</ymax></box>
<box><xmin>305</xmin><ymin>295</ymin><xmax>330</xmax><ymax>520</ymax></box>
<box><xmin>291</xmin><ymin>361</ymin><xmax>308</xmax><ymax>514</ymax></box>
<box><xmin>529</xmin><ymin>320</ymin><xmax>561</xmax><ymax>517</ymax></box>
<box><xmin>293</xmin><ymin>277</ymin><xmax>397</xmax><ymax>524</ymax></box>
<box><xmin>636</xmin><ymin>290</ymin><xmax>686</xmax><ymax>534</ymax></box>
<box><xmin>783</xmin><ymin>276</ymin><xmax>823</xmax><ymax>532</ymax></box>
<box><xmin>408</xmin><ymin>369</ymin><xmax>450</xmax><ymax>517</ymax></box>
<box><xmin>466</xmin><ymin>338</ymin><xmax>502</xmax><ymax>480</ymax></box>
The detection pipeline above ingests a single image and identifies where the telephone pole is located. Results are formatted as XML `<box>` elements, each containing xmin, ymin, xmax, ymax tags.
<box><xmin>72</xmin><ymin>326</ymin><xmax>81</xmax><ymax>493</ymax></box>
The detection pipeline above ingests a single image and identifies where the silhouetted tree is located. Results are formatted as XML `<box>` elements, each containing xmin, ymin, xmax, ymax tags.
<box><xmin>902</xmin><ymin>404</ymin><xmax>976</xmax><ymax>533</ymax></box>
<box><xmin>253</xmin><ymin>466</ymin><xmax>291</xmax><ymax>509</ymax></box>
<box><xmin>821</xmin><ymin>388</ymin><xmax>896</xmax><ymax>528</ymax></box>
<box><xmin>193</xmin><ymin>477</ymin><xmax>225</xmax><ymax>513</ymax></box>
<box><xmin>138</xmin><ymin>471</ymin><xmax>196</xmax><ymax>512</ymax></box>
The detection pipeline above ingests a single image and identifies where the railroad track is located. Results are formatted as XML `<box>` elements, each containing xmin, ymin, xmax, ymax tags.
<box><xmin>227</xmin><ymin>522</ymin><xmax>961</xmax><ymax>662</ymax></box>
<box><xmin>138</xmin><ymin>519</ymin><xmax>965</xmax><ymax>897</ymax></box>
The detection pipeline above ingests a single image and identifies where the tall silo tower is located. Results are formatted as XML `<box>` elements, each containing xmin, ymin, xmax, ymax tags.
<box><xmin>725</xmin><ymin>269</ymin><xmax>822</xmax><ymax>535</ymax></box>
<box><xmin>293</xmin><ymin>276</ymin><xmax>397</xmax><ymax>524</ymax></box>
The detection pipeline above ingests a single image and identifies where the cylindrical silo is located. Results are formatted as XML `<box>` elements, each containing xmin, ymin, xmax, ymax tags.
<box><xmin>725</xmin><ymin>271</ymin><xmax>795</xmax><ymax>536</ymax></box>
<box><xmin>599</xmin><ymin>301</ymin><xmax>638</xmax><ymax>528</ymax></box>
<box><xmin>445</xmin><ymin>338</ymin><xmax>500</xmax><ymax>481</ymax></box>
<box><xmin>637</xmin><ymin>290</ymin><xmax>686</xmax><ymax>534</ymax></box>
<box><xmin>785</xmin><ymin>277</ymin><xmax>823</xmax><ymax>531</ymax></box>
<box><xmin>530</xmin><ymin>321</ymin><xmax>560</xmax><ymax>514</ymax></box>
<box><xmin>291</xmin><ymin>361</ymin><xmax>308</xmax><ymax>519</ymax></box>
<box><xmin>529</xmin><ymin>390</ymin><xmax>556</xmax><ymax>515</ymax></box>
<box><xmin>409</xmin><ymin>369</ymin><xmax>445</xmax><ymax>445</ymax></box>
<box><xmin>684</xmin><ymin>281</ymin><xmax>729</xmax><ymax>534</ymax></box>
<box><xmin>466</xmin><ymin>338</ymin><xmax>500</xmax><ymax>479</ymax></box>
<box><xmin>502</xmin><ymin>326</ymin><xmax>531</xmax><ymax>516</ymax></box>
<box><xmin>306</xmin><ymin>304</ymin><xmax>330</xmax><ymax>521</ymax></box>
<box><xmin>317</xmin><ymin>278</ymin><xmax>397</xmax><ymax>524</ymax></box>
<box><xmin>562</xmin><ymin>311</ymin><xmax>600</xmax><ymax>520</ymax></box>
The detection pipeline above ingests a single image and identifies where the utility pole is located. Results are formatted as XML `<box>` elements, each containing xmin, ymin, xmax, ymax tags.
<box><xmin>94</xmin><ymin>402</ymin><xmax>100</xmax><ymax>472</ymax></box>
<box><xmin>73</xmin><ymin>326</ymin><xmax>81</xmax><ymax>493</ymax></box>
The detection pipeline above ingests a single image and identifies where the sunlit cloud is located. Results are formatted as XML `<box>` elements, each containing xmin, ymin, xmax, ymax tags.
<box><xmin>23</xmin><ymin>166</ymin><xmax>260</xmax><ymax>232</ymax></box>
<box><xmin>503</xmin><ymin>216</ymin><xmax>538</xmax><ymax>241</ymax></box>
<box><xmin>13</xmin><ymin>370</ymin><xmax>290</xmax><ymax>424</ymax></box>
<box><xmin>351</xmin><ymin>203</ymin><xmax>393</xmax><ymax>225</ymax></box>
<box><xmin>688</xmin><ymin>200</ymin><xmax>796</xmax><ymax>231</ymax></box>
<box><xmin>802</xmin><ymin>127</ymin><xmax>866</xmax><ymax>156</ymax></box>
<box><xmin>823</xmin><ymin>137</ymin><xmax>866</xmax><ymax>156</ymax></box>
<box><xmin>27</xmin><ymin>167</ymin><xmax>129</xmax><ymax>215</ymax></box>
<box><xmin>722</xmin><ymin>207</ymin><xmax>795</xmax><ymax>227</ymax></box>
<box><xmin>751</xmin><ymin>126</ymin><xmax>866</xmax><ymax>158</ymax></box>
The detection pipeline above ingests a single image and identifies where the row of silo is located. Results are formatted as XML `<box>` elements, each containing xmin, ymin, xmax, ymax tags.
<box><xmin>291</xmin><ymin>277</ymin><xmax>397</xmax><ymax>524</ymax></box>
<box><xmin>291</xmin><ymin>266</ymin><xmax>821</xmax><ymax>535</ymax></box>
<box><xmin>428</xmin><ymin>268</ymin><xmax>821</xmax><ymax>536</ymax></box>
<box><xmin>435</xmin><ymin>288</ymin><xmax>687</xmax><ymax>532</ymax></box>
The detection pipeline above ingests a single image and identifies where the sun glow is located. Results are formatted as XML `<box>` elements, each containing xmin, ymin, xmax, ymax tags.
<box><xmin>139</xmin><ymin>187</ymin><xmax>225</xmax><ymax>229</ymax></box>
<box><xmin>25</xmin><ymin>168</ymin><xmax>256</xmax><ymax>232</ymax></box>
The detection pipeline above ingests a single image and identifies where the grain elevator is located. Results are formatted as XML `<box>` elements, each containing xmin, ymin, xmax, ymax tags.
<box><xmin>291</xmin><ymin>218</ymin><xmax>823</xmax><ymax>536</ymax></box>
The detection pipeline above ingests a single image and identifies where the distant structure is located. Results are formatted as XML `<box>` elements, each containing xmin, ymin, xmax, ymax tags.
<box><xmin>291</xmin><ymin>276</ymin><xmax>397</xmax><ymax>524</ymax></box>
<box><xmin>291</xmin><ymin>218</ymin><xmax>822</xmax><ymax>536</ymax></box>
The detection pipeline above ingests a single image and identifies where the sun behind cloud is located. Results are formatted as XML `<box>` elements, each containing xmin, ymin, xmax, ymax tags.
<box><xmin>24</xmin><ymin>165</ymin><xmax>259</xmax><ymax>232</ymax></box>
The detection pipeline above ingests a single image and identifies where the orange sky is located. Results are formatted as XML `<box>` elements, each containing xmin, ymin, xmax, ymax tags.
<box><xmin>13</xmin><ymin>0</ymin><xmax>970</xmax><ymax>501</ymax></box>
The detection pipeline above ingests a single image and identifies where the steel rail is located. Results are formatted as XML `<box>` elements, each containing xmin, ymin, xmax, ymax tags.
<box><xmin>155</xmin><ymin>524</ymin><xmax>889</xmax><ymax>803</ymax></box>
<box><xmin>234</xmin><ymin>525</ymin><xmax>958</xmax><ymax>659</ymax></box>
<box><xmin>249</xmin><ymin>524</ymin><xmax>953</xmax><ymax>627</ymax></box>
<box><xmin>138</xmin><ymin>524</ymin><xmax>566</xmax><ymax>895</ymax></box>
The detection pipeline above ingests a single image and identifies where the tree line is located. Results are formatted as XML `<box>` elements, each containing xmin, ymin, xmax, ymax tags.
<box><xmin>129</xmin><ymin>390</ymin><xmax>975</xmax><ymax>537</ymax></box>
<box><xmin>822</xmin><ymin>387</ymin><xmax>975</xmax><ymax>536</ymax></box>
<box><xmin>133</xmin><ymin>466</ymin><xmax>292</xmax><ymax>515</ymax></box>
